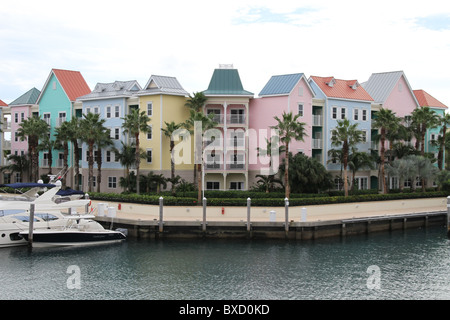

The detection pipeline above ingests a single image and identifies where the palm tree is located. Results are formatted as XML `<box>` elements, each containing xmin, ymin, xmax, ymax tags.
<box><xmin>255</xmin><ymin>174</ymin><xmax>284</xmax><ymax>193</ymax></box>
<box><xmin>80</xmin><ymin>113</ymin><xmax>108</xmax><ymax>192</ymax></box>
<box><xmin>140</xmin><ymin>171</ymin><xmax>167</xmax><ymax>194</ymax></box>
<box><xmin>1</xmin><ymin>154</ymin><xmax>30</xmax><ymax>182</ymax></box>
<box><xmin>184</xmin><ymin>92</ymin><xmax>208</xmax><ymax>187</ymax></box>
<box><xmin>256</xmin><ymin>136</ymin><xmax>285</xmax><ymax>193</ymax></box>
<box><xmin>64</xmin><ymin>117</ymin><xmax>83</xmax><ymax>190</ymax></box>
<box><xmin>185</xmin><ymin>92</ymin><xmax>207</xmax><ymax>112</ymax></box>
<box><xmin>372</xmin><ymin>108</ymin><xmax>400</xmax><ymax>194</ymax></box>
<box><xmin>330</xmin><ymin>119</ymin><xmax>363</xmax><ymax>197</ymax></box>
<box><xmin>161</xmin><ymin>121</ymin><xmax>184</xmax><ymax>195</ymax></box>
<box><xmin>385</xmin><ymin>157</ymin><xmax>416</xmax><ymax>192</ymax></box>
<box><xmin>271</xmin><ymin>112</ymin><xmax>307</xmax><ymax>199</ymax></box>
<box><xmin>37</xmin><ymin>135</ymin><xmax>59</xmax><ymax>176</ymax></box>
<box><xmin>348</xmin><ymin>151</ymin><xmax>375</xmax><ymax>191</ymax></box>
<box><xmin>95</xmin><ymin>129</ymin><xmax>113</xmax><ymax>193</ymax></box>
<box><xmin>17</xmin><ymin>116</ymin><xmax>49</xmax><ymax>182</ymax></box>
<box><xmin>122</xmin><ymin>109</ymin><xmax>151</xmax><ymax>194</ymax></box>
<box><xmin>55</xmin><ymin>123</ymin><xmax>73</xmax><ymax>187</ymax></box>
<box><xmin>412</xmin><ymin>106</ymin><xmax>439</xmax><ymax>156</ymax></box>
<box><xmin>183</xmin><ymin>109</ymin><xmax>217</xmax><ymax>204</ymax></box>
<box><xmin>436</xmin><ymin>113</ymin><xmax>450</xmax><ymax>170</ymax></box>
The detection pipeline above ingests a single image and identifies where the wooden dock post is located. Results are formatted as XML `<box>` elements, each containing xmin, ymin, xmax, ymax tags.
<box><xmin>202</xmin><ymin>197</ymin><xmax>207</xmax><ymax>232</ymax></box>
<box><xmin>447</xmin><ymin>196</ymin><xmax>450</xmax><ymax>237</ymax></box>
<box><xmin>246</xmin><ymin>197</ymin><xmax>251</xmax><ymax>232</ymax></box>
<box><xmin>28</xmin><ymin>204</ymin><xmax>35</xmax><ymax>248</ymax></box>
<box><xmin>159</xmin><ymin>196</ymin><xmax>164</xmax><ymax>233</ymax></box>
<box><xmin>284</xmin><ymin>198</ymin><xmax>289</xmax><ymax>236</ymax></box>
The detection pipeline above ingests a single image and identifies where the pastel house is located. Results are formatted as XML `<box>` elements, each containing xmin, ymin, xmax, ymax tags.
<box><xmin>77</xmin><ymin>80</ymin><xmax>141</xmax><ymax>191</ymax></box>
<box><xmin>248</xmin><ymin>73</ymin><xmax>315</xmax><ymax>185</ymax></box>
<box><xmin>202</xmin><ymin>65</ymin><xmax>253</xmax><ymax>191</ymax></box>
<box><xmin>36</xmin><ymin>69</ymin><xmax>91</xmax><ymax>184</ymax></box>
<box><xmin>309</xmin><ymin>76</ymin><xmax>374</xmax><ymax>190</ymax></box>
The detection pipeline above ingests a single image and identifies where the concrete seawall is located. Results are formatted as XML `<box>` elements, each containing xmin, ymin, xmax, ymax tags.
<box><xmin>93</xmin><ymin>197</ymin><xmax>448</xmax><ymax>240</ymax></box>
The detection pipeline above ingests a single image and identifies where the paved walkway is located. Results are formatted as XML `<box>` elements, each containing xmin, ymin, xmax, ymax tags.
<box><xmin>89</xmin><ymin>197</ymin><xmax>447</xmax><ymax>223</ymax></box>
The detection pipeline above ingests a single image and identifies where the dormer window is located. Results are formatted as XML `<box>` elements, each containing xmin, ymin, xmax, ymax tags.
<box><xmin>326</xmin><ymin>78</ymin><xmax>336</xmax><ymax>87</ymax></box>
<box><xmin>348</xmin><ymin>80</ymin><xmax>360</xmax><ymax>90</ymax></box>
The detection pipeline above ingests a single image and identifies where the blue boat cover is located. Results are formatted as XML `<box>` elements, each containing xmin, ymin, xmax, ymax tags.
<box><xmin>56</xmin><ymin>189</ymin><xmax>85</xmax><ymax>196</ymax></box>
<box><xmin>0</xmin><ymin>183</ymin><xmax>56</xmax><ymax>188</ymax></box>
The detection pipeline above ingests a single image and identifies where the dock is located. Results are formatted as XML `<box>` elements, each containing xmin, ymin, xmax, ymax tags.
<box><xmin>92</xmin><ymin>197</ymin><xmax>448</xmax><ymax>240</ymax></box>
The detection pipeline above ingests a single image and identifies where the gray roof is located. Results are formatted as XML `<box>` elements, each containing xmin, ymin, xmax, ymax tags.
<box><xmin>139</xmin><ymin>75</ymin><xmax>188</xmax><ymax>96</ymax></box>
<box><xmin>362</xmin><ymin>71</ymin><xmax>407</xmax><ymax>104</ymax></box>
<box><xmin>259</xmin><ymin>73</ymin><xmax>304</xmax><ymax>96</ymax></box>
<box><xmin>78</xmin><ymin>80</ymin><xmax>141</xmax><ymax>100</ymax></box>
<box><xmin>9</xmin><ymin>87</ymin><xmax>40</xmax><ymax>106</ymax></box>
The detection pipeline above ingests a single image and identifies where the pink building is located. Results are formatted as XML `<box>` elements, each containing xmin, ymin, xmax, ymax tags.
<box><xmin>248</xmin><ymin>73</ymin><xmax>315</xmax><ymax>184</ymax></box>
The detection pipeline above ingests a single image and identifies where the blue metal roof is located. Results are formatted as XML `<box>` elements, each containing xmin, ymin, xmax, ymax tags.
<box><xmin>259</xmin><ymin>73</ymin><xmax>304</xmax><ymax>96</ymax></box>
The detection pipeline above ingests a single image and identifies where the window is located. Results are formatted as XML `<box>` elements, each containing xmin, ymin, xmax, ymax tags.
<box><xmin>15</xmin><ymin>172</ymin><xmax>21</xmax><ymax>183</ymax></box>
<box><xmin>111</xmin><ymin>128</ymin><xmax>120</xmax><ymax>140</ymax></box>
<box><xmin>299</xmin><ymin>86</ymin><xmax>304</xmax><ymax>96</ymax></box>
<box><xmin>93</xmin><ymin>107</ymin><xmax>99</xmax><ymax>114</ymax></box>
<box><xmin>332</xmin><ymin>107</ymin><xmax>337</xmax><ymax>119</ymax></box>
<box><xmin>14</xmin><ymin>113</ymin><xmax>18</xmax><ymax>123</ymax></box>
<box><xmin>298</xmin><ymin>104</ymin><xmax>304</xmax><ymax>117</ymax></box>
<box><xmin>206</xmin><ymin>181</ymin><xmax>220</xmax><ymax>190</ymax></box>
<box><xmin>207</xmin><ymin>109</ymin><xmax>222</xmax><ymax>123</ymax></box>
<box><xmin>58</xmin><ymin>153</ymin><xmax>64</xmax><ymax>167</ymax></box>
<box><xmin>146</xmin><ymin>149</ymin><xmax>152</xmax><ymax>163</ymax></box>
<box><xmin>114</xmin><ymin>105</ymin><xmax>120</xmax><ymax>118</ymax></box>
<box><xmin>354</xmin><ymin>177</ymin><xmax>368</xmax><ymax>190</ymax></box>
<box><xmin>52</xmin><ymin>81</ymin><xmax>57</xmax><ymax>90</ymax></box>
<box><xmin>108</xmin><ymin>177</ymin><xmax>117</xmax><ymax>189</ymax></box>
<box><xmin>353</xmin><ymin>109</ymin><xmax>359</xmax><ymax>121</ymax></box>
<box><xmin>85</xmin><ymin>107</ymin><xmax>91</xmax><ymax>114</ymax></box>
<box><xmin>92</xmin><ymin>176</ymin><xmax>97</xmax><ymax>188</ymax></box>
<box><xmin>230</xmin><ymin>182</ymin><xmax>244</xmax><ymax>190</ymax></box>
<box><xmin>106</xmin><ymin>151</ymin><xmax>111</xmax><ymax>162</ymax></box>
<box><xmin>361</xmin><ymin>130</ymin><xmax>368</xmax><ymax>143</ymax></box>
<box><xmin>147</xmin><ymin>102</ymin><xmax>153</xmax><ymax>116</ymax></box>
<box><xmin>230</xmin><ymin>153</ymin><xmax>244</xmax><ymax>169</ymax></box>
<box><xmin>106</xmin><ymin>106</ymin><xmax>111</xmax><ymax>118</ymax></box>
<box><xmin>147</xmin><ymin>125</ymin><xmax>152</xmax><ymax>140</ymax></box>
<box><xmin>230</xmin><ymin>130</ymin><xmax>244</xmax><ymax>148</ymax></box>
<box><xmin>362</xmin><ymin>109</ymin><xmax>367</xmax><ymax>121</ymax></box>
<box><xmin>58</xmin><ymin>112</ymin><xmax>66</xmax><ymax>127</ymax></box>
<box><xmin>334</xmin><ymin>178</ymin><xmax>343</xmax><ymax>190</ymax></box>
<box><xmin>230</xmin><ymin>109</ymin><xmax>245</xmax><ymax>124</ymax></box>
<box><xmin>43</xmin><ymin>113</ymin><xmax>51</xmax><ymax>125</ymax></box>
<box><xmin>340</xmin><ymin>107</ymin><xmax>346</xmax><ymax>120</ymax></box>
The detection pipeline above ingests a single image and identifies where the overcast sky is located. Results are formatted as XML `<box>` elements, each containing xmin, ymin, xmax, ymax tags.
<box><xmin>1</xmin><ymin>0</ymin><xmax>450</xmax><ymax>107</ymax></box>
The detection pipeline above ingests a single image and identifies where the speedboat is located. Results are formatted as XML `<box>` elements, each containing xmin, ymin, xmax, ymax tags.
<box><xmin>19</xmin><ymin>217</ymin><xmax>126</xmax><ymax>248</ymax></box>
<box><xmin>0</xmin><ymin>181</ymin><xmax>94</xmax><ymax>248</ymax></box>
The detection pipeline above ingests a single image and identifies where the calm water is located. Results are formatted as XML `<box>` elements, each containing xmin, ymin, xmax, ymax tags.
<box><xmin>1</xmin><ymin>226</ymin><xmax>450</xmax><ymax>300</ymax></box>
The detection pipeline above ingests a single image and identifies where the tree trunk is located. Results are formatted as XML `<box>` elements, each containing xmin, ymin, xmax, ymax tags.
<box><xmin>63</xmin><ymin>142</ymin><xmax>68</xmax><ymax>188</ymax></box>
<box><xmin>343</xmin><ymin>141</ymin><xmax>349</xmax><ymax>197</ymax></box>
<box><xmin>170</xmin><ymin>141</ymin><xmax>175</xmax><ymax>195</ymax></box>
<box><xmin>88</xmin><ymin>142</ymin><xmax>94</xmax><ymax>192</ymax></box>
<box><xmin>284</xmin><ymin>143</ymin><xmax>290</xmax><ymax>199</ymax></box>
<box><xmin>96</xmin><ymin>149</ymin><xmax>102</xmax><ymax>193</ymax></box>
<box><xmin>197</xmin><ymin>163</ymin><xmax>202</xmax><ymax>205</ymax></box>
<box><xmin>135</xmin><ymin>133</ymin><xmax>140</xmax><ymax>194</ymax></box>
<box><xmin>73</xmin><ymin>140</ymin><xmax>80</xmax><ymax>190</ymax></box>
<box><xmin>380</xmin><ymin>128</ymin><xmax>388</xmax><ymax>194</ymax></box>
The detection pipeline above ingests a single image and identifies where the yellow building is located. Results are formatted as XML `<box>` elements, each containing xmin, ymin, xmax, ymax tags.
<box><xmin>137</xmin><ymin>75</ymin><xmax>194</xmax><ymax>184</ymax></box>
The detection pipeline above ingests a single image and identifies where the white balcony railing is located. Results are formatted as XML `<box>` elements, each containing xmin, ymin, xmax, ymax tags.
<box><xmin>312</xmin><ymin>139</ymin><xmax>322</xmax><ymax>149</ymax></box>
<box><xmin>313</xmin><ymin>115</ymin><xmax>323</xmax><ymax>126</ymax></box>
<box><xmin>56</xmin><ymin>118</ymin><xmax>66</xmax><ymax>127</ymax></box>
<box><xmin>227</xmin><ymin>114</ymin><xmax>246</xmax><ymax>124</ymax></box>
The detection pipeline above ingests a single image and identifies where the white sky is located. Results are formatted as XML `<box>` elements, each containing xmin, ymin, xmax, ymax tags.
<box><xmin>1</xmin><ymin>0</ymin><xmax>450</xmax><ymax>107</ymax></box>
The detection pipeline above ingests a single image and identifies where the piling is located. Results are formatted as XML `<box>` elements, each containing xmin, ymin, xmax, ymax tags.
<box><xmin>159</xmin><ymin>197</ymin><xmax>164</xmax><ymax>233</ymax></box>
<box><xmin>284</xmin><ymin>198</ymin><xmax>289</xmax><ymax>236</ymax></box>
<box><xmin>202</xmin><ymin>197</ymin><xmax>207</xmax><ymax>232</ymax></box>
<box><xmin>28</xmin><ymin>204</ymin><xmax>35</xmax><ymax>247</ymax></box>
<box><xmin>246</xmin><ymin>198</ymin><xmax>251</xmax><ymax>232</ymax></box>
<box><xmin>447</xmin><ymin>196</ymin><xmax>450</xmax><ymax>237</ymax></box>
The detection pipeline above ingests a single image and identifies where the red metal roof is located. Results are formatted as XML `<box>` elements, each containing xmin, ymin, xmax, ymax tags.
<box><xmin>413</xmin><ymin>89</ymin><xmax>447</xmax><ymax>109</ymax></box>
<box><xmin>52</xmin><ymin>69</ymin><xmax>91</xmax><ymax>101</ymax></box>
<box><xmin>310</xmin><ymin>76</ymin><xmax>374</xmax><ymax>102</ymax></box>
<box><xmin>0</xmin><ymin>99</ymin><xmax>8</xmax><ymax>107</ymax></box>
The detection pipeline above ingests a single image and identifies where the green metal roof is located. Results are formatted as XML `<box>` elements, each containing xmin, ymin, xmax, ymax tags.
<box><xmin>203</xmin><ymin>69</ymin><xmax>253</xmax><ymax>96</ymax></box>
<box><xmin>9</xmin><ymin>87</ymin><xmax>40</xmax><ymax>106</ymax></box>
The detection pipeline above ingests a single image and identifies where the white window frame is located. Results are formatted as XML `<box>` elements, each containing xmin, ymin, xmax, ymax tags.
<box><xmin>229</xmin><ymin>181</ymin><xmax>244</xmax><ymax>190</ymax></box>
<box><xmin>332</xmin><ymin>107</ymin><xmax>338</xmax><ymax>119</ymax></box>
<box><xmin>362</xmin><ymin>109</ymin><xmax>367</xmax><ymax>121</ymax></box>
<box><xmin>147</xmin><ymin>102</ymin><xmax>153</xmax><ymax>116</ymax></box>
<box><xmin>206</xmin><ymin>181</ymin><xmax>220</xmax><ymax>190</ymax></box>
<box><xmin>108</xmin><ymin>176</ymin><xmax>117</xmax><ymax>189</ymax></box>
<box><xmin>353</xmin><ymin>108</ymin><xmax>359</xmax><ymax>121</ymax></box>
<box><xmin>106</xmin><ymin>106</ymin><xmax>112</xmax><ymax>118</ymax></box>
<box><xmin>298</xmin><ymin>103</ymin><xmax>304</xmax><ymax>117</ymax></box>
<box><xmin>147</xmin><ymin>125</ymin><xmax>153</xmax><ymax>140</ymax></box>
<box><xmin>340</xmin><ymin>107</ymin><xmax>346</xmax><ymax>120</ymax></box>
<box><xmin>146</xmin><ymin>149</ymin><xmax>152</xmax><ymax>163</ymax></box>
<box><xmin>114</xmin><ymin>105</ymin><xmax>120</xmax><ymax>118</ymax></box>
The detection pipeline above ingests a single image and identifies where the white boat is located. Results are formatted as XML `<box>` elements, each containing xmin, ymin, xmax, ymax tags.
<box><xmin>0</xmin><ymin>181</ymin><xmax>98</xmax><ymax>248</ymax></box>
<box><xmin>19</xmin><ymin>217</ymin><xmax>126</xmax><ymax>248</ymax></box>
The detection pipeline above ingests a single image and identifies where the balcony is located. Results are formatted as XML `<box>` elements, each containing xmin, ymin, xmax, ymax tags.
<box><xmin>313</xmin><ymin>115</ymin><xmax>323</xmax><ymax>126</ymax></box>
<box><xmin>312</xmin><ymin>139</ymin><xmax>322</xmax><ymax>149</ymax></box>
<box><xmin>227</xmin><ymin>114</ymin><xmax>246</xmax><ymax>125</ymax></box>
<box><xmin>56</xmin><ymin>117</ymin><xmax>66</xmax><ymax>127</ymax></box>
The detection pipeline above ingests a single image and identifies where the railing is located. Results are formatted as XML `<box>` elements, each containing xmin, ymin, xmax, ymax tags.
<box><xmin>371</xmin><ymin>141</ymin><xmax>378</xmax><ymax>150</ymax></box>
<box><xmin>312</xmin><ymin>139</ymin><xmax>322</xmax><ymax>149</ymax></box>
<box><xmin>227</xmin><ymin>114</ymin><xmax>246</xmax><ymax>124</ymax></box>
<box><xmin>56</xmin><ymin>118</ymin><xmax>66</xmax><ymax>127</ymax></box>
<box><xmin>313</xmin><ymin>115</ymin><xmax>323</xmax><ymax>126</ymax></box>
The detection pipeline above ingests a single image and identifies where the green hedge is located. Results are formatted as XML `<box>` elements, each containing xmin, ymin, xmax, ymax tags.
<box><xmin>88</xmin><ymin>191</ymin><xmax>448</xmax><ymax>207</ymax></box>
